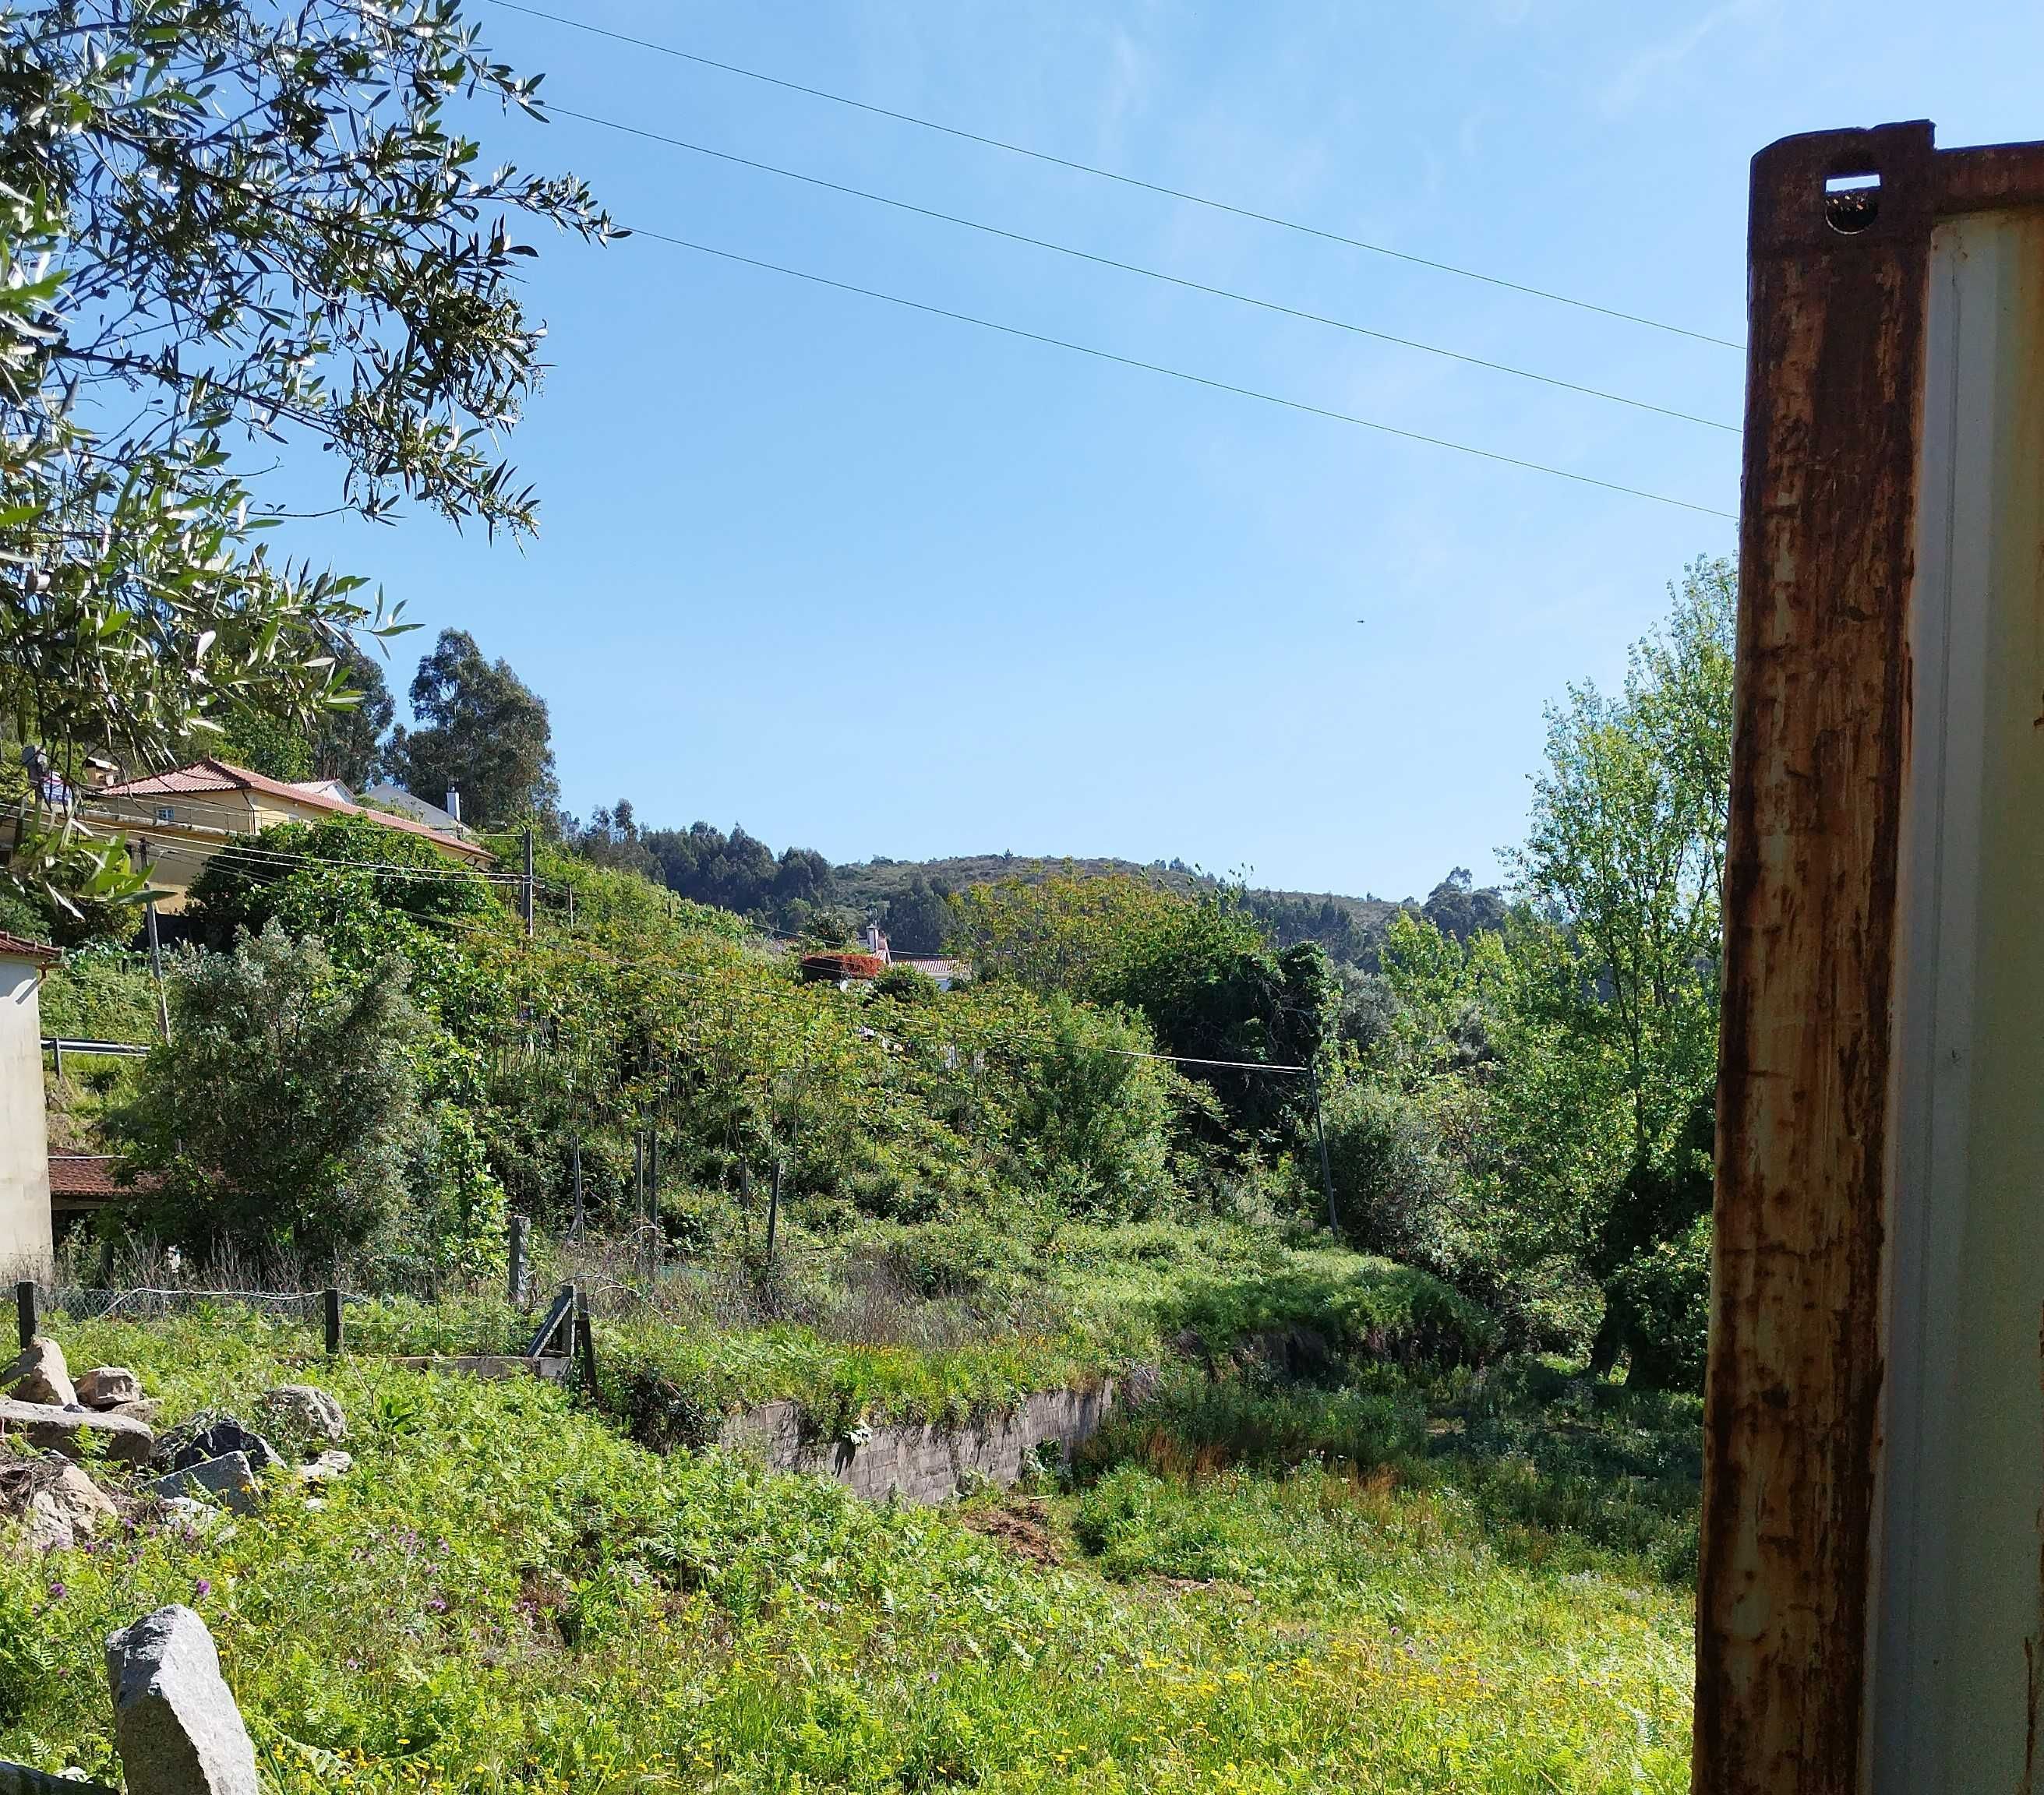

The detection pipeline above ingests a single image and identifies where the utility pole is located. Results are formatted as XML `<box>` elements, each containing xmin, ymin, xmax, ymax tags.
<box><xmin>522</xmin><ymin>826</ymin><xmax>535</xmax><ymax>940</ymax></box>
<box><xmin>143</xmin><ymin>899</ymin><xmax>171</xmax><ymax>1044</ymax></box>
<box><xmin>1308</xmin><ymin>1061</ymin><xmax>1338</xmax><ymax>1236</ymax></box>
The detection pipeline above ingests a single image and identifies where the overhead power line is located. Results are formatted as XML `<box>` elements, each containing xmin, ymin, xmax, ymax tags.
<box><xmin>626</xmin><ymin>225</ymin><xmax>1737</xmax><ymax>520</ymax></box>
<box><xmin>492</xmin><ymin>0</ymin><xmax>1742</xmax><ymax>352</ymax></box>
<box><xmin>549</xmin><ymin>104</ymin><xmax>1738</xmax><ymax>435</ymax></box>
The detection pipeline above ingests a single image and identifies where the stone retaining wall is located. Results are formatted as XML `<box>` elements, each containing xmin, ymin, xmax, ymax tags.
<box><xmin>717</xmin><ymin>1381</ymin><xmax>1115</xmax><ymax>1506</ymax></box>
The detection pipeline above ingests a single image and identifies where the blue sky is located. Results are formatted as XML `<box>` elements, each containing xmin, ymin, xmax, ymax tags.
<box><xmin>278</xmin><ymin>0</ymin><xmax>2044</xmax><ymax>900</ymax></box>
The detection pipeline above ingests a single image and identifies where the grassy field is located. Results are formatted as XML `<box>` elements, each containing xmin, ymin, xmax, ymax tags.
<box><xmin>2</xmin><ymin>1230</ymin><xmax>1698</xmax><ymax>1793</ymax></box>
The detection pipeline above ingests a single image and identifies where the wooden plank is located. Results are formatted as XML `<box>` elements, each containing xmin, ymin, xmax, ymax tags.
<box><xmin>526</xmin><ymin>1283</ymin><xmax>575</xmax><ymax>1359</ymax></box>
<box><xmin>1693</xmin><ymin>120</ymin><xmax>1936</xmax><ymax>1795</ymax></box>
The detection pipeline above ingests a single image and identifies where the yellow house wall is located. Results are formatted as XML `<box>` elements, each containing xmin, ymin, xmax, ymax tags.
<box><xmin>93</xmin><ymin>790</ymin><xmax>330</xmax><ymax>912</ymax></box>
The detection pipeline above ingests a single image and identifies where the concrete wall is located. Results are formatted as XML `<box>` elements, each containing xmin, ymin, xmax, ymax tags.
<box><xmin>718</xmin><ymin>1382</ymin><xmax>1116</xmax><ymax>1506</ymax></box>
<box><xmin>0</xmin><ymin>958</ymin><xmax>53</xmax><ymax>1278</ymax></box>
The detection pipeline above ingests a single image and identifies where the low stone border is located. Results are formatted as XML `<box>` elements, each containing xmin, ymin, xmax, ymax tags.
<box><xmin>717</xmin><ymin>1381</ymin><xmax>1117</xmax><ymax>1506</ymax></box>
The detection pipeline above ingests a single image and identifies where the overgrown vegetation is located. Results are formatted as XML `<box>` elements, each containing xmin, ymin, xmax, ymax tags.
<box><xmin>0</xmin><ymin>1285</ymin><xmax>1696</xmax><ymax>1793</ymax></box>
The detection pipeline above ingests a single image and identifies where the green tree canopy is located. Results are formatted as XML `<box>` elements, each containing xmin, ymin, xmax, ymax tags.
<box><xmin>1491</xmin><ymin>555</ymin><xmax>1735</xmax><ymax>1374</ymax></box>
<box><xmin>383</xmin><ymin>629</ymin><xmax>560</xmax><ymax>826</ymax></box>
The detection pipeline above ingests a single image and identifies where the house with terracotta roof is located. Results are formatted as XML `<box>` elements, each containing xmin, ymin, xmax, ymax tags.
<box><xmin>1</xmin><ymin>929</ymin><xmax>62</xmax><ymax>1275</ymax></box>
<box><xmin>83</xmin><ymin>756</ymin><xmax>494</xmax><ymax>911</ymax></box>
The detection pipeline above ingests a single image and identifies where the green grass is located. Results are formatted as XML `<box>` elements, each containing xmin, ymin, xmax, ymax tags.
<box><xmin>2</xmin><ymin>1292</ymin><xmax>1696</xmax><ymax>1793</ymax></box>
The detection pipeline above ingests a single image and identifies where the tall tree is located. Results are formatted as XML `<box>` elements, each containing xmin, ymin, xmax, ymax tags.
<box><xmin>312</xmin><ymin>645</ymin><xmax>397</xmax><ymax>791</ymax></box>
<box><xmin>385</xmin><ymin>629</ymin><xmax>559</xmax><ymax>827</ymax></box>
<box><xmin>1493</xmin><ymin>556</ymin><xmax>1735</xmax><ymax>1375</ymax></box>
<box><xmin>0</xmin><ymin>0</ymin><xmax>610</xmax><ymax>904</ymax></box>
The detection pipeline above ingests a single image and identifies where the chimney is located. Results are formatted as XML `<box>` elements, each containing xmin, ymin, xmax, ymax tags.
<box><xmin>445</xmin><ymin>785</ymin><xmax>462</xmax><ymax>826</ymax></box>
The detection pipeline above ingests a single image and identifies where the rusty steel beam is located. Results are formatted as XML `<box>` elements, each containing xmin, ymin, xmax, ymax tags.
<box><xmin>1698</xmin><ymin>122</ymin><xmax>2044</xmax><ymax>1795</ymax></box>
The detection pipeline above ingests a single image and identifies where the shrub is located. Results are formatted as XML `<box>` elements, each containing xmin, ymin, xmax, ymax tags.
<box><xmin>112</xmin><ymin>924</ymin><xmax>425</xmax><ymax>1259</ymax></box>
<box><xmin>1012</xmin><ymin>997</ymin><xmax>1175</xmax><ymax>1218</ymax></box>
<box><xmin>1608</xmin><ymin>1213</ymin><xmax>1714</xmax><ymax>1391</ymax></box>
<box><xmin>1319</xmin><ymin>1081</ymin><xmax>1450</xmax><ymax>1259</ymax></box>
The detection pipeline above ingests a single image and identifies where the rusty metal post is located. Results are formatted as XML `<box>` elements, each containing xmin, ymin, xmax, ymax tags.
<box><xmin>1698</xmin><ymin>122</ymin><xmax>2044</xmax><ymax>1795</ymax></box>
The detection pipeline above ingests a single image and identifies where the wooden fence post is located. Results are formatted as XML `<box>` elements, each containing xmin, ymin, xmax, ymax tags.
<box><xmin>15</xmin><ymin>1280</ymin><xmax>37</xmax><ymax>1350</ymax></box>
<box><xmin>507</xmin><ymin>1215</ymin><xmax>529</xmax><ymax>1309</ymax></box>
<box><xmin>574</xmin><ymin>1289</ymin><xmax>595</xmax><ymax>1393</ymax></box>
<box><xmin>322</xmin><ymin>1287</ymin><xmax>342</xmax><ymax>1357</ymax></box>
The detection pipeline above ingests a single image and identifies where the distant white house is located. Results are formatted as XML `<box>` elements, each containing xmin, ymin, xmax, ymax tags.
<box><xmin>358</xmin><ymin>782</ymin><xmax>478</xmax><ymax>841</ymax></box>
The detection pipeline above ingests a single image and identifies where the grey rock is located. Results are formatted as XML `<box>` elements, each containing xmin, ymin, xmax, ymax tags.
<box><xmin>294</xmin><ymin>1450</ymin><xmax>352</xmax><ymax>1485</ymax></box>
<box><xmin>0</xmin><ymin>1761</ymin><xmax>120</xmax><ymax>1793</ymax></box>
<box><xmin>252</xmin><ymin>1385</ymin><xmax>346</xmax><ymax>1455</ymax></box>
<box><xmin>5</xmin><ymin>1339</ymin><xmax>76</xmax><ymax>1409</ymax></box>
<box><xmin>104</xmin><ymin>1606</ymin><xmax>257</xmax><ymax>1795</ymax></box>
<box><xmin>108</xmin><ymin>1399</ymin><xmax>162</xmax><ymax>1427</ymax></box>
<box><xmin>75</xmin><ymin>1367</ymin><xmax>143</xmax><ymax>1410</ymax></box>
<box><xmin>144</xmin><ymin>1454</ymin><xmax>263</xmax><ymax>1517</ymax></box>
<box><xmin>0</xmin><ymin>1398</ymin><xmax>155</xmax><ymax>1466</ymax></box>
<box><xmin>26</xmin><ymin>1464</ymin><xmax>119</xmax><ymax>1550</ymax></box>
<box><xmin>157</xmin><ymin>1497</ymin><xmax>220</xmax><ymax>1536</ymax></box>
<box><xmin>156</xmin><ymin>1419</ymin><xmax>279</xmax><ymax>1476</ymax></box>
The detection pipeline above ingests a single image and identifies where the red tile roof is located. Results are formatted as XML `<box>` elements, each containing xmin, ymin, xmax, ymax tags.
<box><xmin>46</xmin><ymin>1155</ymin><xmax>150</xmax><ymax>1201</ymax></box>
<box><xmin>0</xmin><ymin>929</ymin><xmax>60</xmax><ymax>963</ymax></box>
<box><xmin>96</xmin><ymin>758</ymin><xmax>493</xmax><ymax>863</ymax></box>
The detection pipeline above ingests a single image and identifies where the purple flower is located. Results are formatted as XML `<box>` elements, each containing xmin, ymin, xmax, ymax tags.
<box><xmin>425</xmin><ymin>1596</ymin><xmax>448</xmax><ymax>1613</ymax></box>
<box><xmin>194</xmin><ymin>1578</ymin><xmax>213</xmax><ymax>1599</ymax></box>
<box><xmin>46</xmin><ymin>1582</ymin><xmax>65</xmax><ymax>1601</ymax></box>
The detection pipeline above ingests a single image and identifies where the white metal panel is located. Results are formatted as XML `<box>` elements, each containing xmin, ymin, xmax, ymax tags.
<box><xmin>1873</xmin><ymin>209</ymin><xmax>2044</xmax><ymax>1791</ymax></box>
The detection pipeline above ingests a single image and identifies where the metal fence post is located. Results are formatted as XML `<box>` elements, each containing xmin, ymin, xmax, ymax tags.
<box><xmin>16</xmin><ymin>1279</ymin><xmax>37</xmax><ymax>1350</ymax></box>
<box><xmin>322</xmin><ymin>1287</ymin><xmax>343</xmax><ymax>1357</ymax></box>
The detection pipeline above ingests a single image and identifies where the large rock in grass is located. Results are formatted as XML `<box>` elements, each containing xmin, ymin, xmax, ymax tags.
<box><xmin>104</xmin><ymin>1606</ymin><xmax>257</xmax><ymax>1795</ymax></box>
<box><xmin>30</xmin><ymin>1462</ymin><xmax>119</xmax><ymax>1550</ymax></box>
<box><xmin>155</xmin><ymin>1418</ymin><xmax>280</xmax><ymax>1476</ymax></box>
<box><xmin>3</xmin><ymin>1452</ymin><xmax>118</xmax><ymax>1553</ymax></box>
<box><xmin>143</xmin><ymin>1454</ymin><xmax>263</xmax><ymax>1517</ymax></box>
<box><xmin>0</xmin><ymin>1398</ymin><xmax>155</xmax><ymax>1466</ymax></box>
<box><xmin>252</xmin><ymin>1385</ymin><xmax>346</xmax><ymax>1456</ymax></box>
<box><xmin>5</xmin><ymin>1339</ymin><xmax>76</xmax><ymax>1409</ymax></box>
<box><xmin>76</xmin><ymin>1367</ymin><xmax>143</xmax><ymax>1410</ymax></box>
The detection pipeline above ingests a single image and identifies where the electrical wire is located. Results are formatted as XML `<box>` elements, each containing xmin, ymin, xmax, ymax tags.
<box><xmin>625</xmin><ymin>226</ymin><xmax>1738</xmax><ymax>520</ymax></box>
<box><xmin>492</xmin><ymin>0</ymin><xmax>1742</xmax><ymax>352</ymax></box>
<box><xmin>549</xmin><ymin>103</ymin><xmax>1738</xmax><ymax>435</ymax></box>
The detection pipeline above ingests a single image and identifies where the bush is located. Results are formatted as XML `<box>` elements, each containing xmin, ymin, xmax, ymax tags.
<box><xmin>1163</xmin><ymin>1256</ymin><xmax>1499</xmax><ymax>1369</ymax></box>
<box><xmin>872</xmin><ymin>963</ymin><xmax>941</xmax><ymax>1004</ymax></box>
<box><xmin>1013</xmin><ymin>997</ymin><xmax>1176</xmax><ymax>1218</ymax></box>
<box><xmin>1608</xmin><ymin>1213</ymin><xmax>1713</xmax><ymax>1391</ymax></box>
<box><xmin>112</xmin><ymin>924</ymin><xmax>425</xmax><ymax>1259</ymax></box>
<box><xmin>1319</xmin><ymin>1081</ymin><xmax>1449</xmax><ymax>1259</ymax></box>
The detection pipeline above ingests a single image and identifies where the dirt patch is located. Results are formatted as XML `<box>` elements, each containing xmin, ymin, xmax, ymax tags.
<box><xmin>958</xmin><ymin>1497</ymin><xmax>1062</xmax><ymax>1567</ymax></box>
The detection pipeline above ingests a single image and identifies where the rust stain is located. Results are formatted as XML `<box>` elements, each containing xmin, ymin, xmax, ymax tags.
<box><xmin>1694</xmin><ymin>120</ymin><xmax>1935</xmax><ymax>1795</ymax></box>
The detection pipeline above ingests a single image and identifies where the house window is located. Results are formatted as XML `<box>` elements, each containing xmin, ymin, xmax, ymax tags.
<box><xmin>154</xmin><ymin>805</ymin><xmax>175</xmax><ymax>823</ymax></box>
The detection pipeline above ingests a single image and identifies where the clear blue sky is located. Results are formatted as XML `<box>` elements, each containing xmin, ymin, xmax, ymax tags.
<box><xmin>277</xmin><ymin>0</ymin><xmax>2044</xmax><ymax>901</ymax></box>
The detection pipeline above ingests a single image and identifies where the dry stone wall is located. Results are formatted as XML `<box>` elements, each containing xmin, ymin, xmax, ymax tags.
<box><xmin>718</xmin><ymin>1382</ymin><xmax>1116</xmax><ymax>1505</ymax></box>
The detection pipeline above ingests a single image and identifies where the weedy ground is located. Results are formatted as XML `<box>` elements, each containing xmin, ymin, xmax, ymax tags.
<box><xmin>2</xmin><ymin>1225</ymin><xmax>1698</xmax><ymax>1793</ymax></box>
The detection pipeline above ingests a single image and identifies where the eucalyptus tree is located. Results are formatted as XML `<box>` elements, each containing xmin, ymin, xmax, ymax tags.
<box><xmin>0</xmin><ymin>0</ymin><xmax>612</xmax><ymax>905</ymax></box>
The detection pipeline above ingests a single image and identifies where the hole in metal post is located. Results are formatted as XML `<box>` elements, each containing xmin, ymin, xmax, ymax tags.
<box><xmin>1825</xmin><ymin>171</ymin><xmax>1882</xmax><ymax>235</ymax></box>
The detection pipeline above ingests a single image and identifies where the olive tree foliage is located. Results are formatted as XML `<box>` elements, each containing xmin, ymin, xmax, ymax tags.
<box><xmin>0</xmin><ymin>0</ymin><xmax>611</xmax><ymax>904</ymax></box>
